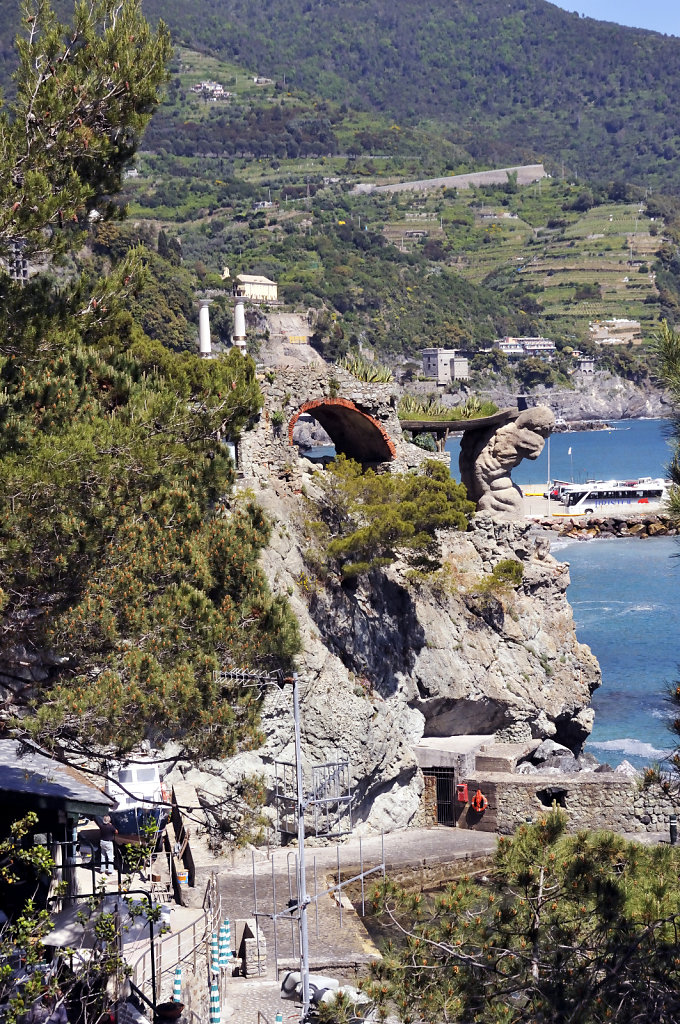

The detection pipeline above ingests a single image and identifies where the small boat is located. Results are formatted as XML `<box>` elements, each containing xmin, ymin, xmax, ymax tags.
<box><xmin>105</xmin><ymin>760</ymin><xmax>169</xmax><ymax>838</ymax></box>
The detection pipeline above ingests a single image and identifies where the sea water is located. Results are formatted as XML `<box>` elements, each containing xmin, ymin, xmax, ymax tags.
<box><xmin>448</xmin><ymin>417</ymin><xmax>679</xmax><ymax>768</ymax></box>
<box><xmin>445</xmin><ymin>417</ymin><xmax>675</xmax><ymax>485</ymax></box>
<box><xmin>537</xmin><ymin>418</ymin><xmax>678</xmax><ymax>769</ymax></box>
<box><xmin>559</xmin><ymin>536</ymin><xmax>680</xmax><ymax>770</ymax></box>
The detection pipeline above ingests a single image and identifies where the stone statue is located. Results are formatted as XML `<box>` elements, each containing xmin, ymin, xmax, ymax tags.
<box><xmin>459</xmin><ymin>406</ymin><xmax>555</xmax><ymax>518</ymax></box>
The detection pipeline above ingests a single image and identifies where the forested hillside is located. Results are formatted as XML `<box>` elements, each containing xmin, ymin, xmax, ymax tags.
<box><xmin>132</xmin><ymin>0</ymin><xmax>680</xmax><ymax>191</ymax></box>
<box><xmin>2</xmin><ymin>0</ymin><xmax>680</xmax><ymax>189</ymax></box>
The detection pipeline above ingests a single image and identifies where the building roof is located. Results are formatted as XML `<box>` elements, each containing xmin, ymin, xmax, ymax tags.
<box><xmin>0</xmin><ymin>740</ymin><xmax>112</xmax><ymax>817</ymax></box>
<box><xmin>236</xmin><ymin>274</ymin><xmax>276</xmax><ymax>286</ymax></box>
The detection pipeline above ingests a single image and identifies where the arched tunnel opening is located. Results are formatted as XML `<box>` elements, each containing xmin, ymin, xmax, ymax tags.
<box><xmin>288</xmin><ymin>399</ymin><xmax>396</xmax><ymax>464</ymax></box>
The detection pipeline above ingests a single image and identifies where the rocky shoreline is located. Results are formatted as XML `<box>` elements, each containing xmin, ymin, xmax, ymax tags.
<box><xmin>538</xmin><ymin>512</ymin><xmax>677</xmax><ymax>540</ymax></box>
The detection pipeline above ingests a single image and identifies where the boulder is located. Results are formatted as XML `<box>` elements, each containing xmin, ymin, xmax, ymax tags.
<box><xmin>533</xmin><ymin>739</ymin><xmax>574</xmax><ymax>763</ymax></box>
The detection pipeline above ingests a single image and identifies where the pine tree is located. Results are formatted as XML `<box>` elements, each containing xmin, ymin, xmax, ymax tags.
<box><xmin>323</xmin><ymin>455</ymin><xmax>474</xmax><ymax>576</ymax></box>
<box><xmin>365</xmin><ymin>810</ymin><xmax>680</xmax><ymax>1024</ymax></box>
<box><xmin>0</xmin><ymin>1</ymin><xmax>301</xmax><ymax>759</ymax></box>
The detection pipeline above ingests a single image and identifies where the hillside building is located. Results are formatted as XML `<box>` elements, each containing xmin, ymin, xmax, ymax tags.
<box><xmin>494</xmin><ymin>336</ymin><xmax>556</xmax><ymax>360</ymax></box>
<box><xmin>422</xmin><ymin>347</ymin><xmax>469</xmax><ymax>386</ymax></box>
<box><xmin>190</xmin><ymin>80</ymin><xmax>230</xmax><ymax>99</ymax></box>
<box><xmin>233</xmin><ymin>273</ymin><xmax>278</xmax><ymax>302</ymax></box>
<box><xmin>589</xmin><ymin>318</ymin><xmax>641</xmax><ymax>345</ymax></box>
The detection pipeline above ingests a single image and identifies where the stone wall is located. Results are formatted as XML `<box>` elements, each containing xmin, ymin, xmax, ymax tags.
<box><xmin>457</xmin><ymin>772</ymin><xmax>680</xmax><ymax>835</ymax></box>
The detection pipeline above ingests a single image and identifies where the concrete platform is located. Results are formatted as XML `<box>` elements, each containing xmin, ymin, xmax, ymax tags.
<box><xmin>414</xmin><ymin>735</ymin><xmax>494</xmax><ymax>767</ymax></box>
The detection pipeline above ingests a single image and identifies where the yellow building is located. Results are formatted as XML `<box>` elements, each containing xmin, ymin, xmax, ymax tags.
<box><xmin>234</xmin><ymin>274</ymin><xmax>278</xmax><ymax>302</ymax></box>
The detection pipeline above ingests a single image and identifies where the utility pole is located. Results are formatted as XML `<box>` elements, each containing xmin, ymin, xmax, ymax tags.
<box><xmin>292</xmin><ymin>674</ymin><xmax>311</xmax><ymax>1019</ymax></box>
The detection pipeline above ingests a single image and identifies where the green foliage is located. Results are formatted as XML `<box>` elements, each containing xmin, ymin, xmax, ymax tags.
<box><xmin>410</xmin><ymin>432</ymin><xmax>437</xmax><ymax>452</ymax></box>
<box><xmin>491</xmin><ymin>557</ymin><xmax>524</xmax><ymax>587</ymax></box>
<box><xmin>338</xmin><ymin>351</ymin><xmax>394</xmax><ymax>383</ymax></box>
<box><xmin>124</xmin><ymin>0</ymin><xmax>680</xmax><ymax>194</ymax></box>
<box><xmin>0</xmin><ymin>0</ymin><xmax>301</xmax><ymax>759</ymax></box>
<box><xmin>0</xmin><ymin>815</ymin><xmax>161</xmax><ymax>1024</ymax></box>
<box><xmin>457</xmin><ymin>395</ymin><xmax>500</xmax><ymax>419</ymax></box>
<box><xmin>323</xmin><ymin>456</ymin><xmax>474</xmax><ymax>576</ymax></box>
<box><xmin>398</xmin><ymin>395</ymin><xmax>451</xmax><ymax>420</ymax></box>
<box><xmin>399</xmin><ymin>394</ymin><xmax>499</xmax><ymax>421</ymax></box>
<box><xmin>366</xmin><ymin>810</ymin><xmax>680</xmax><ymax>1023</ymax></box>
<box><xmin>0</xmin><ymin>0</ymin><xmax>171</xmax><ymax>264</ymax></box>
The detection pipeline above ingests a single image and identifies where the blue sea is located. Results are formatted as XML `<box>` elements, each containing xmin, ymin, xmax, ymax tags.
<box><xmin>538</xmin><ymin>419</ymin><xmax>677</xmax><ymax>769</ymax></box>
<box><xmin>559</xmin><ymin>536</ymin><xmax>680</xmax><ymax>770</ymax></box>
<box><xmin>449</xmin><ymin>417</ymin><xmax>680</xmax><ymax>768</ymax></box>
<box><xmin>445</xmin><ymin>417</ymin><xmax>675</xmax><ymax>485</ymax></box>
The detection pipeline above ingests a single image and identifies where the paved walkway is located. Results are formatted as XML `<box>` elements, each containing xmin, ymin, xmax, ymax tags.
<box><xmin>197</xmin><ymin>827</ymin><xmax>497</xmax><ymax>1023</ymax></box>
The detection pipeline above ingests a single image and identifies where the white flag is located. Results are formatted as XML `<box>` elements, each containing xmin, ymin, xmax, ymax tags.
<box><xmin>567</xmin><ymin>447</ymin><xmax>572</xmax><ymax>455</ymax></box>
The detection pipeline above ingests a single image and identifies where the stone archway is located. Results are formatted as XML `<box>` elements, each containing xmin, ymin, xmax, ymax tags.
<box><xmin>289</xmin><ymin>398</ymin><xmax>397</xmax><ymax>462</ymax></box>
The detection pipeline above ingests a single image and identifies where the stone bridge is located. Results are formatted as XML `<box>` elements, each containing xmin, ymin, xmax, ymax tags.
<box><xmin>238</xmin><ymin>365</ymin><xmax>420</xmax><ymax>483</ymax></box>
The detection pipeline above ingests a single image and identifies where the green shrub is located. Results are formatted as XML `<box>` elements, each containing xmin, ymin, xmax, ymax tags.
<box><xmin>338</xmin><ymin>351</ymin><xmax>394</xmax><ymax>383</ymax></box>
<box><xmin>411</xmin><ymin>432</ymin><xmax>437</xmax><ymax>452</ymax></box>
<box><xmin>323</xmin><ymin>455</ymin><xmax>474</xmax><ymax>577</ymax></box>
<box><xmin>491</xmin><ymin>558</ymin><xmax>524</xmax><ymax>586</ymax></box>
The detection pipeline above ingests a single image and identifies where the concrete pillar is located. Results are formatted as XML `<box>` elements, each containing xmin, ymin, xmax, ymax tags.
<box><xmin>198</xmin><ymin>299</ymin><xmax>212</xmax><ymax>357</ymax></box>
<box><xmin>232</xmin><ymin>295</ymin><xmax>247</xmax><ymax>355</ymax></box>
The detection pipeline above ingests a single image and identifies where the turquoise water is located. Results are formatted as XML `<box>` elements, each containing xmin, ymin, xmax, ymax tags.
<box><xmin>560</xmin><ymin>536</ymin><xmax>680</xmax><ymax>770</ymax></box>
<box><xmin>446</xmin><ymin>418</ymin><xmax>675</xmax><ymax>485</ymax></box>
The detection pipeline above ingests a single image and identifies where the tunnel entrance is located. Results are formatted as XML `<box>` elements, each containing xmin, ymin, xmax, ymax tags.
<box><xmin>288</xmin><ymin>398</ymin><xmax>396</xmax><ymax>463</ymax></box>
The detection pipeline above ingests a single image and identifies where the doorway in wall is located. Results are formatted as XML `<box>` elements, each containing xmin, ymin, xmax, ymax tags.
<box><xmin>422</xmin><ymin>767</ymin><xmax>457</xmax><ymax>825</ymax></box>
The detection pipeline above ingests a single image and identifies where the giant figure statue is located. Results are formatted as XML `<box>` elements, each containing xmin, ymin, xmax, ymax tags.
<box><xmin>459</xmin><ymin>407</ymin><xmax>555</xmax><ymax>518</ymax></box>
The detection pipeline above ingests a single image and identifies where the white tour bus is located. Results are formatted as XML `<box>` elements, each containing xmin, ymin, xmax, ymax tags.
<box><xmin>560</xmin><ymin>477</ymin><xmax>669</xmax><ymax>514</ymax></box>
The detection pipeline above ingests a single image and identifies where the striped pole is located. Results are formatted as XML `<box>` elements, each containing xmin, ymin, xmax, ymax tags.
<box><xmin>210</xmin><ymin>931</ymin><xmax>219</xmax><ymax>974</ymax></box>
<box><xmin>209</xmin><ymin>981</ymin><xmax>220</xmax><ymax>1024</ymax></box>
<box><xmin>275</xmin><ymin>1013</ymin><xmax>283</xmax><ymax>1024</ymax></box>
<box><xmin>172</xmin><ymin>965</ymin><xmax>182</xmax><ymax>1002</ymax></box>
<box><xmin>223</xmin><ymin>918</ymin><xmax>231</xmax><ymax>954</ymax></box>
<box><xmin>218</xmin><ymin>923</ymin><xmax>229</xmax><ymax>968</ymax></box>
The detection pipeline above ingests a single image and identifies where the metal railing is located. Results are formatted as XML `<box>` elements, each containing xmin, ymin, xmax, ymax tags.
<box><xmin>127</xmin><ymin>876</ymin><xmax>223</xmax><ymax>1002</ymax></box>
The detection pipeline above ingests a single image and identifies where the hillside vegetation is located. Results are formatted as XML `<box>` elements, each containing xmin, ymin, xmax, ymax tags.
<box><xmin>2</xmin><ymin>0</ymin><xmax>680</xmax><ymax>190</ymax></box>
<box><xmin>134</xmin><ymin>0</ymin><xmax>680</xmax><ymax>191</ymax></box>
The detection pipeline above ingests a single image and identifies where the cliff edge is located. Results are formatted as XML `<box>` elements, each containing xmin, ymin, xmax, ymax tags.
<box><xmin>172</xmin><ymin>476</ymin><xmax>600</xmax><ymax>834</ymax></box>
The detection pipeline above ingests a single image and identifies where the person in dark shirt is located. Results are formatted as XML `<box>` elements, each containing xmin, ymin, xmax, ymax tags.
<box><xmin>94</xmin><ymin>815</ymin><xmax>118</xmax><ymax>874</ymax></box>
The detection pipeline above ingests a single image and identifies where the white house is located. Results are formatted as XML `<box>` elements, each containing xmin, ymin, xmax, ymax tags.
<box><xmin>234</xmin><ymin>274</ymin><xmax>278</xmax><ymax>302</ymax></box>
<box><xmin>494</xmin><ymin>336</ymin><xmax>556</xmax><ymax>360</ymax></box>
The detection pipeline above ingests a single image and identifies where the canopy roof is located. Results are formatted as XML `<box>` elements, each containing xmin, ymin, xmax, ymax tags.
<box><xmin>0</xmin><ymin>740</ymin><xmax>112</xmax><ymax>818</ymax></box>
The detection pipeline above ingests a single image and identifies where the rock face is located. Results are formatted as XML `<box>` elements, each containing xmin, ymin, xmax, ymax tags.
<box><xmin>170</xmin><ymin>483</ymin><xmax>600</xmax><ymax>835</ymax></box>
<box><xmin>484</xmin><ymin>372</ymin><xmax>671</xmax><ymax>423</ymax></box>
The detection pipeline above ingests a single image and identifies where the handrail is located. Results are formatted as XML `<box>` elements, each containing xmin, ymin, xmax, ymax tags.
<box><xmin>127</xmin><ymin>876</ymin><xmax>223</xmax><ymax>999</ymax></box>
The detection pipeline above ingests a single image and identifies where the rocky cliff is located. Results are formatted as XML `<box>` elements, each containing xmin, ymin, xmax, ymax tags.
<box><xmin>482</xmin><ymin>372</ymin><xmax>670</xmax><ymax>422</ymax></box>
<box><xmin>171</xmin><ymin>474</ymin><xmax>600</xmax><ymax>835</ymax></box>
<box><xmin>408</xmin><ymin>371</ymin><xmax>670</xmax><ymax>423</ymax></box>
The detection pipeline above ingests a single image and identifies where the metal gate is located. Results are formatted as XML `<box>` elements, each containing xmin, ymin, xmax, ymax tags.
<box><xmin>423</xmin><ymin>767</ymin><xmax>456</xmax><ymax>826</ymax></box>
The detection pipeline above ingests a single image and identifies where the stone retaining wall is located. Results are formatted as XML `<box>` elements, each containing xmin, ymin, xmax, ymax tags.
<box><xmin>457</xmin><ymin>772</ymin><xmax>680</xmax><ymax>835</ymax></box>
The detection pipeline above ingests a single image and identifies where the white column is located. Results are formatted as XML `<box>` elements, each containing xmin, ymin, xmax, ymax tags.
<box><xmin>232</xmin><ymin>296</ymin><xmax>247</xmax><ymax>355</ymax></box>
<box><xmin>198</xmin><ymin>299</ymin><xmax>212</xmax><ymax>357</ymax></box>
